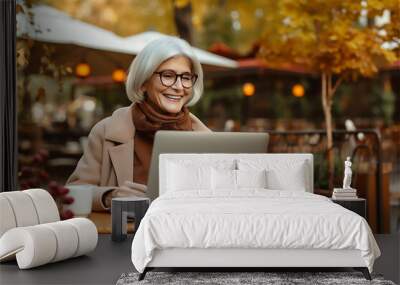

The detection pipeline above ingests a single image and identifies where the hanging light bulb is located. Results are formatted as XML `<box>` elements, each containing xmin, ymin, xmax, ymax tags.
<box><xmin>242</xmin><ymin>82</ymin><xmax>255</xmax><ymax>97</ymax></box>
<box><xmin>75</xmin><ymin>62</ymin><xmax>91</xmax><ymax>78</ymax></box>
<box><xmin>292</xmin><ymin>84</ymin><xmax>305</xmax><ymax>97</ymax></box>
<box><xmin>112</xmin><ymin>68</ymin><xmax>127</xmax><ymax>83</ymax></box>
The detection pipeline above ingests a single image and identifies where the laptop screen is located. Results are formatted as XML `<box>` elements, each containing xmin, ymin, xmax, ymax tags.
<box><xmin>146</xmin><ymin>131</ymin><xmax>269</xmax><ymax>201</ymax></box>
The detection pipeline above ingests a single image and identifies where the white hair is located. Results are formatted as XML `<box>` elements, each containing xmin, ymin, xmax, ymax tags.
<box><xmin>125</xmin><ymin>36</ymin><xmax>204</xmax><ymax>107</ymax></box>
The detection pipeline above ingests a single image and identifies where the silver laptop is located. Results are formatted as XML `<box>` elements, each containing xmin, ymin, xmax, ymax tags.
<box><xmin>146</xmin><ymin>131</ymin><xmax>269</xmax><ymax>201</ymax></box>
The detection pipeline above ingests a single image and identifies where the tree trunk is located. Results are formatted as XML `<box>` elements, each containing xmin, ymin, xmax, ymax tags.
<box><xmin>321</xmin><ymin>72</ymin><xmax>334</xmax><ymax>193</ymax></box>
<box><xmin>173</xmin><ymin>0</ymin><xmax>193</xmax><ymax>44</ymax></box>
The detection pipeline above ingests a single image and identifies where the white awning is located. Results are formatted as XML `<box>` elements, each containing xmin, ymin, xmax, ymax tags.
<box><xmin>17</xmin><ymin>5</ymin><xmax>238</xmax><ymax>68</ymax></box>
<box><xmin>123</xmin><ymin>31</ymin><xmax>238</xmax><ymax>68</ymax></box>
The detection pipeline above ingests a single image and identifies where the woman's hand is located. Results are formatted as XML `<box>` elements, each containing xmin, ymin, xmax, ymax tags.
<box><xmin>103</xmin><ymin>181</ymin><xmax>147</xmax><ymax>208</ymax></box>
<box><xmin>123</xmin><ymin>181</ymin><xmax>147</xmax><ymax>193</ymax></box>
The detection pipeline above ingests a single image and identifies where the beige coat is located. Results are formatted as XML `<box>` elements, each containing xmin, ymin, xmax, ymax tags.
<box><xmin>66</xmin><ymin>104</ymin><xmax>211</xmax><ymax>211</ymax></box>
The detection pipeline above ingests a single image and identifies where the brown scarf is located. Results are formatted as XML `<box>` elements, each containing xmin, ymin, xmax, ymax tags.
<box><xmin>131</xmin><ymin>99</ymin><xmax>193</xmax><ymax>185</ymax></box>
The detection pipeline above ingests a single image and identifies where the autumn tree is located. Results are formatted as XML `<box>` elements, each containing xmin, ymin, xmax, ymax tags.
<box><xmin>258</xmin><ymin>0</ymin><xmax>399</xmax><ymax>191</ymax></box>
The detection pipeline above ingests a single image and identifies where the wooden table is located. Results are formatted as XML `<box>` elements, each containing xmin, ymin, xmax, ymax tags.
<box><xmin>88</xmin><ymin>212</ymin><xmax>134</xmax><ymax>234</ymax></box>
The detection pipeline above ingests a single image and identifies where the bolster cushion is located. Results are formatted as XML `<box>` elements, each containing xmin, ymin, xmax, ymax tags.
<box><xmin>0</xmin><ymin>218</ymin><xmax>98</xmax><ymax>269</ymax></box>
<box><xmin>0</xmin><ymin>189</ymin><xmax>60</xmax><ymax>238</ymax></box>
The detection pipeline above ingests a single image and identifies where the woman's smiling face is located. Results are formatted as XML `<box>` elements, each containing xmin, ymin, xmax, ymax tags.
<box><xmin>142</xmin><ymin>55</ymin><xmax>193</xmax><ymax>114</ymax></box>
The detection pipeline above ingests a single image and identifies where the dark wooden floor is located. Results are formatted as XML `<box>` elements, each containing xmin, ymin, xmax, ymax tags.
<box><xmin>0</xmin><ymin>234</ymin><xmax>398</xmax><ymax>285</ymax></box>
<box><xmin>0</xmin><ymin>235</ymin><xmax>134</xmax><ymax>285</ymax></box>
<box><xmin>374</xmin><ymin>234</ymin><xmax>400</xmax><ymax>284</ymax></box>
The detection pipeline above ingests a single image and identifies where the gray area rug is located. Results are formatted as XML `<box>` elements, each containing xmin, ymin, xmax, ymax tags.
<box><xmin>116</xmin><ymin>271</ymin><xmax>395</xmax><ymax>285</ymax></box>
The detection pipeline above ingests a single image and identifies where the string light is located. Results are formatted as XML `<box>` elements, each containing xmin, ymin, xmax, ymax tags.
<box><xmin>292</xmin><ymin>84</ymin><xmax>305</xmax><ymax>97</ymax></box>
<box><xmin>112</xmin><ymin>68</ymin><xmax>127</xmax><ymax>83</ymax></box>
<box><xmin>242</xmin><ymin>82</ymin><xmax>255</xmax><ymax>96</ymax></box>
<box><xmin>75</xmin><ymin>62</ymin><xmax>91</xmax><ymax>78</ymax></box>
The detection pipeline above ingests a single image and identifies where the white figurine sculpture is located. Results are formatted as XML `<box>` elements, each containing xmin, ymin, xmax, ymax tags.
<box><xmin>343</xmin><ymin>157</ymin><xmax>353</xmax><ymax>189</ymax></box>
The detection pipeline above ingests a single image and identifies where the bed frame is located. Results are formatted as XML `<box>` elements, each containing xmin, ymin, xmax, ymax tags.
<box><xmin>139</xmin><ymin>249</ymin><xmax>371</xmax><ymax>280</ymax></box>
<box><xmin>138</xmin><ymin>154</ymin><xmax>372</xmax><ymax>281</ymax></box>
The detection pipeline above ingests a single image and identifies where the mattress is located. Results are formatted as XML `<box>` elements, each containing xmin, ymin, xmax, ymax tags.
<box><xmin>131</xmin><ymin>190</ymin><xmax>380</xmax><ymax>273</ymax></box>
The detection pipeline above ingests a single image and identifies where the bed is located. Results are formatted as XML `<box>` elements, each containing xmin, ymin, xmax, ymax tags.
<box><xmin>131</xmin><ymin>154</ymin><xmax>380</xmax><ymax>280</ymax></box>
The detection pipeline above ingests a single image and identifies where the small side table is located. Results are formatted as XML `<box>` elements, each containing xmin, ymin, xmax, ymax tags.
<box><xmin>331</xmin><ymin>197</ymin><xmax>366</xmax><ymax>219</ymax></box>
<box><xmin>111</xmin><ymin>197</ymin><xmax>150</xmax><ymax>242</ymax></box>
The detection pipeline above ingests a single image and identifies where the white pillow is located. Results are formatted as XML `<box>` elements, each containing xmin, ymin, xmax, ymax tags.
<box><xmin>165</xmin><ymin>158</ymin><xmax>236</xmax><ymax>170</ymax></box>
<box><xmin>212</xmin><ymin>168</ymin><xmax>237</xmax><ymax>190</ymax></box>
<box><xmin>266</xmin><ymin>166</ymin><xmax>306</xmax><ymax>191</ymax></box>
<box><xmin>238</xmin><ymin>159</ymin><xmax>308</xmax><ymax>191</ymax></box>
<box><xmin>211</xmin><ymin>169</ymin><xmax>267</xmax><ymax>191</ymax></box>
<box><xmin>236</xmin><ymin>169</ymin><xmax>267</xmax><ymax>188</ymax></box>
<box><xmin>166</xmin><ymin>162</ymin><xmax>212</xmax><ymax>192</ymax></box>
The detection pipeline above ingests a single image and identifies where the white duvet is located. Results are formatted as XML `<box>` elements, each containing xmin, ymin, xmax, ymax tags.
<box><xmin>131</xmin><ymin>190</ymin><xmax>380</xmax><ymax>273</ymax></box>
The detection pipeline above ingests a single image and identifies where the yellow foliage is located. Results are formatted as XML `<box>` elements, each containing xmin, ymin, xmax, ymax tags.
<box><xmin>258</xmin><ymin>0</ymin><xmax>399</xmax><ymax>78</ymax></box>
<box><xmin>36</xmin><ymin>0</ymin><xmax>178</xmax><ymax>36</ymax></box>
<box><xmin>33</xmin><ymin>0</ymin><xmax>399</xmax><ymax>61</ymax></box>
<box><xmin>174</xmin><ymin>0</ymin><xmax>190</xmax><ymax>9</ymax></box>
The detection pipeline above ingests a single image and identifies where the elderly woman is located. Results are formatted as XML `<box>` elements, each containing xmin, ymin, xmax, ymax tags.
<box><xmin>67</xmin><ymin>36</ymin><xmax>210</xmax><ymax>211</ymax></box>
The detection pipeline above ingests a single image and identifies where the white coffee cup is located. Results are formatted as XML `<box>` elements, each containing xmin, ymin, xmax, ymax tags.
<box><xmin>64</xmin><ymin>185</ymin><xmax>93</xmax><ymax>217</ymax></box>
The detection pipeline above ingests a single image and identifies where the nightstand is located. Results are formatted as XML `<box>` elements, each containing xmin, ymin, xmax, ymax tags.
<box><xmin>111</xmin><ymin>197</ymin><xmax>150</xmax><ymax>242</ymax></box>
<box><xmin>331</xmin><ymin>198</ymin><xmax>366</xmax><ymax>219</ymax></box>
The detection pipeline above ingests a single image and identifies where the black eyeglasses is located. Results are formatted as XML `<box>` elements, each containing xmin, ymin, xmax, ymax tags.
<box><xmin>154</xmin><ymin>70</ymin><xmax>198</xmax><ymax>89</ymax></box>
